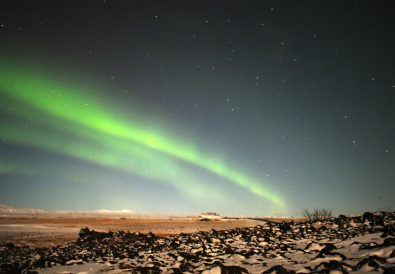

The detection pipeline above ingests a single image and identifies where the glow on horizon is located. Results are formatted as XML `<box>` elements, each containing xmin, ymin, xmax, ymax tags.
<box><xmin>0</xmin><ymin>61</ymin><xmax>285</xmax><ymax>209</ymax></box>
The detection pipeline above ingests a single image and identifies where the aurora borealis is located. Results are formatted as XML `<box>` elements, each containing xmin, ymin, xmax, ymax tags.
<box><xmin>0</xmin><ymin>1</ymin><xmax>394</xmax><ymax>216</ymax></box>
<box><xmin>0</xmin><ymin>61</ymin><xmax>284</xmax><ymax>209</ymax></box>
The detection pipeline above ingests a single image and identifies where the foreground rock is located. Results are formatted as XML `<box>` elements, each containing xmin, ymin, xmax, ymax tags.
<box><xmin>1</xmin><ymin>211</ymin><xmax>394</xmax><ymax>273</ymax></box>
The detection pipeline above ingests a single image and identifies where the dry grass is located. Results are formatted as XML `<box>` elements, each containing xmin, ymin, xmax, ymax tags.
<box><xmin>303</xmin><ymin>208</ymin><xmax>333</xmax><ymax>222</ymax></box>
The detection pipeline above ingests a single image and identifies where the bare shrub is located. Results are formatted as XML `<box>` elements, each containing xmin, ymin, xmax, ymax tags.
<box><xmin>303</xmin><ymin>208</ymin><xmax>333</xmax><ymax>222</ymax></box>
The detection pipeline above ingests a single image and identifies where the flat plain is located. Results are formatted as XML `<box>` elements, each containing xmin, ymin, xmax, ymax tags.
<box><xmin>0</xmin><ymin>214</ymin><xmax>263</xmax><ymax>248</ymax></box>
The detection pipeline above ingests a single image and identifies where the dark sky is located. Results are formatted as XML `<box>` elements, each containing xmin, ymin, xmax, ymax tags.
<box><xmin>0</xmin><ymin>1</ymin><xmax>394</xmax><ymax>216</ymax></box>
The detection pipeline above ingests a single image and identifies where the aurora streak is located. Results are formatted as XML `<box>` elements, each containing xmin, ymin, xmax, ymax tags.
<box><xmin>0</xmin><ymin>62</ymin><xmax>285</xmax><ymax>209</ymax></box>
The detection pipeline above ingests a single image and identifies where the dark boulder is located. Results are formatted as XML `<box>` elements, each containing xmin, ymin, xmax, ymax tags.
<box><xmin>362</xmin><ymin>212</ymin><xmax>374</xmax><ymax>224</ymax></box>
<box><xmin>79</xmin><ymin>227</ymin><xmax>113</xmax><ymax>240</ymax></box>
<box><xmin>279</xmin><ymin>222</ymin><xmax>292</xmax><ymax>232</ymax></box>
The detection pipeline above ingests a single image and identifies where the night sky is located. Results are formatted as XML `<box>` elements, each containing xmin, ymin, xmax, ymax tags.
<box><xmin>0</xmin><ymin>1</ymin><xmax>394</xmax><ymax>216</ymax></box>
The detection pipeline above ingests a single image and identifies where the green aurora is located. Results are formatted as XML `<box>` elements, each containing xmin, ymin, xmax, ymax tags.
<box><xmin>0</xmin><ymin>61</ymin><xmax>285</xmax><ymax>210</ymax></box>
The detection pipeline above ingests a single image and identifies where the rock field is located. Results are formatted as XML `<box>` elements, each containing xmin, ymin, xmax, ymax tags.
<box><xmin>1</xmin><ymin>211</ymin><xmax>394</xmax><ymax>273</ymax></box>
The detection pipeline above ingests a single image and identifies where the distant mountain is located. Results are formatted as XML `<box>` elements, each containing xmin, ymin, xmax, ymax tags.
<box><xmin>0</xmin><ymin>204</ymin><xmax>136</xmax><ymax>216</ymax></box>
<box><xmin>0</xmin><ymin>204</ymin><xmax>188</xmax><ymax>218</ymax></box>
<box><xmin>94</xmin><ymin>209</ymin><xmax>134</xmax><ymax>214</ymax></box>
<box><xmin>0</xmin><ymin>204</ymin><xmax>50</xmax><ymax>214</ymax></box>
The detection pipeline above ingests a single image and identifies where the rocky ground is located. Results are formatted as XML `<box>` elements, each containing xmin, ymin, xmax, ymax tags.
<box><xmin>1</xmin><ymin>212</ymin><xmax>394</xmax><ymax>274</ymax></box>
